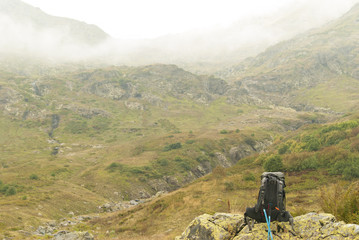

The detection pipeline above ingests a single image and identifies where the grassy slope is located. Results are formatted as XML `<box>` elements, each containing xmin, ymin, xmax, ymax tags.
<box><xmin>77</xmin><ymin>166</ymin><xmax>338</xmax><ymax>240</ymax></box>
<box><xmin>2</xmin><ymin>64</ymin><xmax>326</xmax><ymax>235</ymax></box>
<box><xmin>75</xmin><ymin>116</ymin><xmax>359</xmax><ymax>240</ymax></box>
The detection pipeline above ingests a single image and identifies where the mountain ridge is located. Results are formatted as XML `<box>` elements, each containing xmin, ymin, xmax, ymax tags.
<box><xmin>0</xmin><ymin>0</ymin><xmax>109</xmax><ymax>45</ymax></box>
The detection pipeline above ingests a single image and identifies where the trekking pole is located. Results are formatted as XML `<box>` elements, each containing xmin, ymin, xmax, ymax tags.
<box><xmin>263</xmin><ymin>209</ymin><xmax>273</xmax><ymax>240</ymax></box>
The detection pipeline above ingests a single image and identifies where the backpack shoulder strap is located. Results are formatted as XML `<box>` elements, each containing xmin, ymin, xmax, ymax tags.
<box><xmin>277</xmin><ymin>178</ymin><xmax>285</xmax><ymax>212</ymax></box>
<box><xmin>255</xmin><ymin>176</ymin><xmax>267</xmax><ymax>212</ymax></box>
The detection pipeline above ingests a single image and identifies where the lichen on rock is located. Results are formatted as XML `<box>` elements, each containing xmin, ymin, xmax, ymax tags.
<box><xmin>176</xmin><ymin>212</ymin><xmax>359</xmax><ymax>240</ymax></box>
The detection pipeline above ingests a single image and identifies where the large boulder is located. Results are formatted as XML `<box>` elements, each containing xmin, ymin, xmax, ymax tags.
<box><xmin>175</xmin><ymin>213</ymin><xmax>245</xmax><ymax>240</ymax></box>
<box><xmin>176</xmin><ymin>212</ymin><xmax>359</xmax><ymax>240</ymax></box>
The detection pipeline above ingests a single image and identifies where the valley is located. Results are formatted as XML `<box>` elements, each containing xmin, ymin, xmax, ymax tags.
<box><xmin>0</xmin><ymin>0</ymin><xmax>359</xmax><ymax>239</ymax></box>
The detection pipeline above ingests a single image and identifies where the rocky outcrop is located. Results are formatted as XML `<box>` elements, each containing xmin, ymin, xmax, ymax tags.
<box><xmin>229</xmin><ymin>139</ymin><xmax>272</xmax><ymax>164</ymax></box>
<box><xmin>176</xmin><ymin>212</ymin><xmax>359</xmax><ymax>240</ymax></box>
<box><xmin>52</xmin><ymin>231</ymin><xmax>94</xmax><ymax>240</ymax></box>
<box><xmin>215</xmin><ymin>152</ymin><xmax>232</xmax><ymax>168</ymax></box>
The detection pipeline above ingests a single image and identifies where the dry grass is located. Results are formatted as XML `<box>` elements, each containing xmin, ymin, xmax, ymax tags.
<box><xmin>80</xmin><ymin>167</ymin><xmax>332</xmax><ymax>240</ymax></box>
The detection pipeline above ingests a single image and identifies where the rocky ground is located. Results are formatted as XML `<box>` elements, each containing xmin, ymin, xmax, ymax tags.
<box><xmin>176</xmin><ymin>212</ymin><xmax>359</xmax><ymax>240</ymax></box>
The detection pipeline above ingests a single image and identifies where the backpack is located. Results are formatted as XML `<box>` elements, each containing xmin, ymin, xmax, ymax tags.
<box><xmin>255</xmin><ymin>172</ymin><xmax>286</xmax><ymax>215</ymax></box>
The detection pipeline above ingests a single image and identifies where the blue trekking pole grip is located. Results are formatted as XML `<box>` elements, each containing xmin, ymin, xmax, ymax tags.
<box><xmin>263</xmin><ymin>209</ymin><xmax>273</xmax><ymax>240</ymax></box>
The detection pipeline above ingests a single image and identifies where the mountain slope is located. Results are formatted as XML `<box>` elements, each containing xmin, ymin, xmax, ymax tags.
<box><xmin>218</xmin><ymin>3</ymin><xmax>359</xmax><ymax>112</ymax></box>
<box><xmin>0</xmin><ymin>0</ymin><xmax>111</xmax><ymax>62</ymax></box>
<box><xmin>0</xmin><ymin>0</ymin><xmax>109</xmax><ymax>45</ymax></box>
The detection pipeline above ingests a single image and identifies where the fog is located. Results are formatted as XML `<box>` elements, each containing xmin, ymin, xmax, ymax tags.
<box><xmin>1</xmin><ymin>0</ymin><xmax>359</xmax><ymax>72</ymax></box>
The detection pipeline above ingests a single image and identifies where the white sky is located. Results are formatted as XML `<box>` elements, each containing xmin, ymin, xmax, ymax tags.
<box><xmin>21</xmin><ymin>0</ymin><xmax>359</xmax><ymax>39</ymax></box>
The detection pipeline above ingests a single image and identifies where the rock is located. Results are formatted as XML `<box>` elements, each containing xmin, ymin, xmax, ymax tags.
<box><xmin>34</xmin><ymin>225</ymin><xmax>56</xmax><ymax>235</ymax></box>
<box><xmin>176</xmin><ymin>212</ymin><xmax>359</xmax><ymax>240</ymax></box>
<box><xmin>215</xmin><ymin>152</ymin><xmax>232</xmax><ymax>168</ymax></box>
<box><xmin>154</xmin><ymin>191</ymin><xmax>167</xmax><ymax>198</ymax></box>
<box><xmin>191</xmin><ymin>161</ymin><xmax>212</xmax><ymax>178</ymax></box>
<box><xmin>52</xmin><ymin>231</ymin><xmax>94</xmax><ymax>240</ymax></box>
<box><xmin>125</xmin><ymin>101</ymin><xmax>144</xmax><ymax>110</ymax></box>
<box><xmin>163</xmin><ymin>176</ymin><xmax>180</xmax><ymax>189</ymax></box>
<box><xmin>130</xmin><ymin>200</ymin><xmax>139</xmax><ymax>205</ymax></box>
<box><xmin>176</xmin><ymin>213</ymin><xmax>245</xmax><ymax>240</ymax></box>
<box><xmin>229</xmin><ymin>145</ymin><xmax>254</xmax><ymax>163</ymax></box>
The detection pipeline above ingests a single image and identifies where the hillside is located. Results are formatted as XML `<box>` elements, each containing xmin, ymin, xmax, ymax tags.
<box><xmin>0</xmin><ymin>1</ymin><xmax>359</xmax><ymax>240</ymax></box>
<box><xmin>0</xmin><ymin>0</ymin><xmax>110</xmax><ymax>62</ymax></box>
<box><xmin>218</xmin><ymin>3</ymin><xmax>359</xmax><ymax>112</ymax></box>
<box><xmin>0</xmin><ymin>0</ymin><xmax>109</xmax><ymax>45</ymax></box>
<box><xmin>59</xmin><ymin>117</ymin><xmax>357</xmax><ymax>240</ymax></box>
<box><xmin>1</xmin><ymin>62</ymin><xmax>325</xmax><ymax>238</ymax></box>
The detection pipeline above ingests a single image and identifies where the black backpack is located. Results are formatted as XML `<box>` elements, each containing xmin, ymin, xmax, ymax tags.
<box><xmin>245</xmin><ymin>172</ymin><xmax>294</xmax><ymax>232</ymax></box>
<box><xmin>255</xmin><ymin>172</ymin><xmax>286</xmax><ymax>214</ymax></box>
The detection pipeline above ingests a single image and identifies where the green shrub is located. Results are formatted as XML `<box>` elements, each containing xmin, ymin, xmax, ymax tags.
<box><xmin>329</xmin><ymin>157</ymin><xmax>359</xmax><ymax>180</ymax></box>
<box><xmin>5</xmin><ymin>186</ymin><xmax>16</xmax><ymax>196</ymax></box>
<box><xmin>129</xmin><ymin>167</ymin><xmax>145</xmax><ymax>175</ymax></box>
<box><xmin>0</xmin><ymin>185</ymin><xmax>8</xmax><ymax>194</ymax></box>
<box><xmin>29</xmin><ymin>174</ymin><xmax>39</xmax><ymax>180</ymax></box>
<box><xmin>263</xmin><ymin>155</ymin><xmax>284</xmax><ymax>172</ymax></box>
<box><xmin>302</xmin><ymin>135</ymin><xmax>320</xmax><ymax>151</ymax></box>
<box><xmin>106</xmin><ymin>162</ymin><xmax>124</xmax><ymax>172</ymax></box>
<box><xmin>163</xmin><ymin>142</ymin><xmax>182</xmax><ymax>151</ymax></box>
<box><xmin>278</xmin><ymin>144</ymin><xmax>289</xmax><ymax>154</ymax></box>
<box><xmin>156</xmin><ymin>159</ymin><xmax>169</xmax><ymax>167</ymax></box>
<box><xmin>324</xmin><ymin>121</ymin><xmax>359</xmax><ymax>133</ymax></box>
<box><xmin>244</xmin><ymin>137</ymin><xmax>256</xmax><ymax>148</ymax></box>
<box><xmin>179</xmin><ymin>162</ymin><xmax>191</xmax><ymax>171</ymax></box>
<box><xmin>288</xmin><ymin>155</ymin><xmax>319</xmax><ymax>172</ymax></box>
<box><xmin>173</xmin><ymin>157</ymin><xmax>191</xmax><ymax>171</ymax></box>
<box><xmin>196</xmin><ymin>156</ymin><xmax>208</xmax><ymax>163</ymax></box>
<box><xmin>323</xmin><ymin>131</ymin><xmax>347</xmax><ymax>146</ymax></box>
<box><xmin>220</xmin><ymin>130</ymin><xmax>228</xmax><ymax>134</ymax></box>
<box><xmin>224</xmin><ymin>182</ymin><xmax>235</xmax><ymax>191</ymax></box>
<box><xmin>243</xmin><ymin>172</ymin><xmax>256</xmax><ymax>181</ymax></box>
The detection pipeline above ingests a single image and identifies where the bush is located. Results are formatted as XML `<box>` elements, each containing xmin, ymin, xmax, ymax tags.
<box><xmin>163</xmin><ymin>142</ymin><xmax>182</xmax><ymax>151</ymax></box>
<box><xmin>302</xmin><ymin>135</ymin><xmax>320</xmax><ymax>151</ymax></box>
<box><xmin>329</xmin><ymin>157</ymin><xmax>359</xmax><ymax>180</ymax></box>
<box><xmin>321</xmin><ymin>120</ymin><xmax>359</xmax><ymax>134</ymax></box>
<box><xmin>323</xmin><ymin>131</ymin><xmax>347</xmax><ymax>146</ymax></box>
<box><xmin>288</xmin><ymin>155</ymin><xmax>319</xmax><ymax>172</ymax></box>
<box><xmin>29</xmin><ymin>174</ymin><xmax>39</xmax><ymax>180</ymax></box>
<box><xmin>5</xmin><ymin>186</ymin><xmax>16</xmax><ymax>196</ymax></box>
<box><xmin>106</xmin><ymin>162</ymin><xmax>124</xmax><ymax>172</ymax></box>
<box><xmin>244</xmin><ymin>137</ymin><xmax>256</xmax><ymax>148</ymax></box>
<box><xmin>243</xmin><ymin>172</ymin><xmax>256</xmax><ymax>181</ymax></box>
<box><xmin>156</xmin><ymin>159</ymin><xmax>169</xmax><ymax>167</ymax></box>
<box><xmin>173</xmin><ymin>157</ymin><xmax>191</xmax><ymax>171</ymax></box>
<box><xmin>263</xmin><ymin>155</ymin><xmax>284</xmax><ymax>172</ymax></box>
<box><xmin>278</xmin><ymin>144</ymin><xmax>289</xmax><ymax>154</ymax></box>
<box><xmin>179</xmin><ymin>162</ymin><xmax>191</xmax><ymax>171</ymax></box>
<box><xmin>224</xmin><ymin>182</ymin><xmax>235</xmax><ymax>191</ymax></box>
<box><xmin>196</xmin><ymin>156</ymin><xmax>208</xmax><ymax>163</ymax></box>
<box><xmin>320</xmin><ymin>183</ymin><xmax>359</xmax><ymax>224</ymax></box>
<box><xmin>220</xmin><ymin>130</ymin><xmax>228</xmax><ymax>134</ymax></box>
